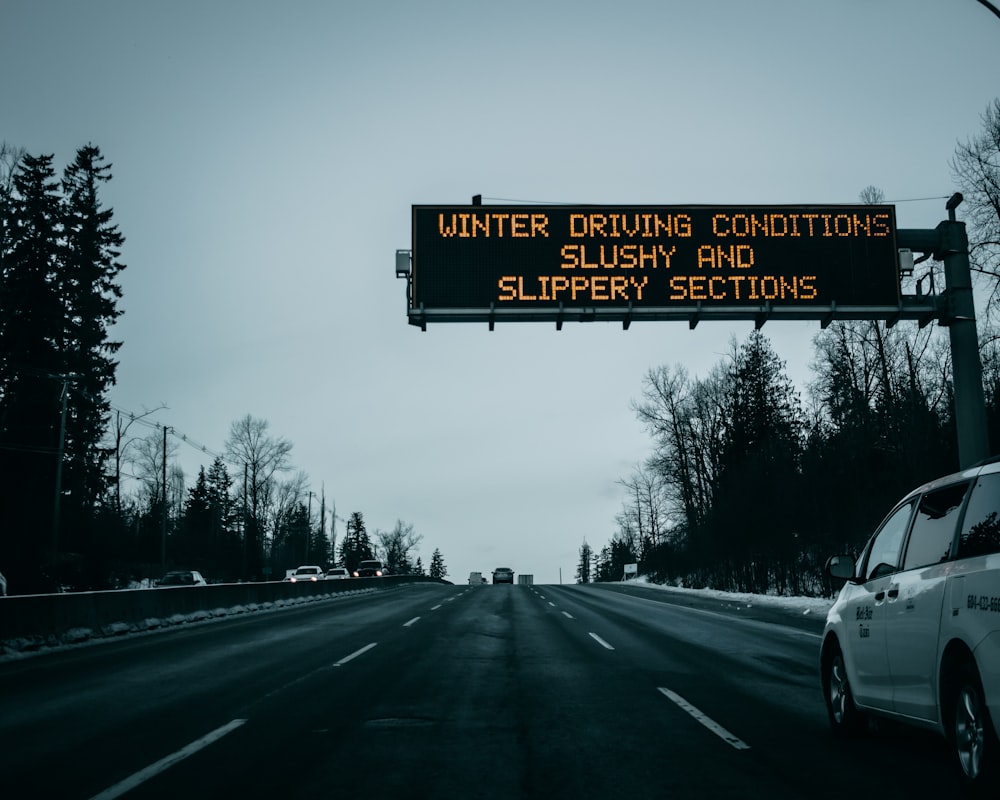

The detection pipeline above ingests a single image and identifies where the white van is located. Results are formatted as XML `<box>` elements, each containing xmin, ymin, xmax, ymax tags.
<box><xmin>821</xmin><ymin>456</ymin><xmax>1000</xmax><ymax>793</ymax></box>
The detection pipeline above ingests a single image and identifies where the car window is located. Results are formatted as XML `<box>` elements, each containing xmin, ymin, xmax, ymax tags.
<box><xmin>902</xmin><ymin>482</ymin><xmax>969</xmax><ymax>570</ymax></box>
<box><xmin>862</xmin><ymin>501</ymin><xmax>914</xmax><ymax>581</ymax></box>
<box><xmin>956</xmin><ymin>472</ymin><xmax>1000</xmax><ymax>559</ymax></box>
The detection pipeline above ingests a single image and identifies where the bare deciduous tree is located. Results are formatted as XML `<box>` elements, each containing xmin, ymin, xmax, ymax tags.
<box><xmin>375</xmin><ymin>520</ymin><xmax>423</xmax><ymax>575</ymax></box>
<box><xmin>951</xmin><ymin>97</ymin><xmax>1000</xmax><ymax>317</ymax></box>
<box><xmin>225</xmin><ymin>414</ymin><xmax>292</xmax><ymax>578</ymax></box>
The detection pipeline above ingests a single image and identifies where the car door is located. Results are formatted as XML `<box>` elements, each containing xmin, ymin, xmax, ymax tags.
<box><xmin>847</xmin><ymin>501</ymin><xmax>914</xmax><ymax>711</ymax></box>
<box><xmin>885</xmin><ymin>482</ymin><xmax>969</xmax><ymax>721</ymax></box>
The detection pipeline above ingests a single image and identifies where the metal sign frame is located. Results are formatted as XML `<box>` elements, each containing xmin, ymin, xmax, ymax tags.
<box><xmin>403</xmin><ymin>203</ymin><xmax>940</xmax><ymax>330</ymax></box>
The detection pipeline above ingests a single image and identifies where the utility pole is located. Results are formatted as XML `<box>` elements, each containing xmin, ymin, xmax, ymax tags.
<box><xmin>243</xmin><ymin>463</ymin><xmax>249</xmax><ymax>580</ymax></box>
<box><xmin>319</xmin><ymin>485</ymin><xmax>326</xmax><ymax>565</ymax></box>
<box><xmin>51</xmin><ymin>375</ymin><xmax>72</xmax><ymax>562</ymax></box>
<box><xmin>306</xmin><ymin>490</ymin><xmax>313</xmax><ymax>562</ymax></box>
<box><xmin>161</xmin><ymin>425</ymin><xmax>170</xmax><ymax>571</ymax></box>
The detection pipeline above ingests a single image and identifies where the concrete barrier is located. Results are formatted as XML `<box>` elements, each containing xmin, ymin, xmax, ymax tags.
<box><xmin>0</xmin><ymin>574</ymin><xmax>447</xmax><ymax>655</ymax></box>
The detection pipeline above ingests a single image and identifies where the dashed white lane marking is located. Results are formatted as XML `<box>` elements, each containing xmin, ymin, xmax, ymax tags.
<box><xmin>589</xmin><ymin>632</ymin><xmax>615</xmax><ymax>650</ymax></box>
<box><xmin>562</xmin><ymin>611</ymin><xmax>574</xmax><ymax>619</ymax></box>
<box><xmin>548</xmin><ymin>602</ymin><xmax>556</xmax><ymax>607</ymax></box>
<box><xmin>403</xmin><ymin>617</ymin><xmax>420</xmax><ymax>627</ymax></box>
<box><xmin>89</xmin><ymin>718</ymin><xmax>247</xmax><ymax>800</ymax></box>
<box><xmin>657</xmin><ymin>687</ymin><xmax>750</xmax><ymax>750</ymax></box>
<box><xmin>431</xmin><ymin>604</ymin><xmax>443</xmax><ymax>611</ymax></box>
<box><xmin>334</xmin><ymin>642</ymin><xmax>378</xmax><ymax>667</ymax></box>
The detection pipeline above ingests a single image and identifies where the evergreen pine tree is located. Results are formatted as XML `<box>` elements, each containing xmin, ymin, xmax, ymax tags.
<box><xmin>338</xmin><ymin>511</ymin><xmax>373</xmax><ymax>571</ymax></box>
<box><xmin>179</xmin><ymin>467</ymin><xmax>212</xmax><ymax>567</ymax></box>
<box><xmin>0</xmin><ymin>146</ymin><xmax>126</xmax><ymax>591</ymax></box>
<box><xmin>576</xmin><ymin>539</ymin><xmax>593</xmax><ymax>583</ymax></box>
<box><xmin>59</xmin><ymin>145</ymin><xmax>125</xmax><ymax>528</ymax></box>
<box><xmin>711</xmin><ymin>331</ymin><xmax>805</xmax><ymax>592</ymax></box>
<box><xmin>0</xmin><ymin>153</ymin><xmax>67</xmax><ymax>591</ymax></box>
<box><xmin>206</xmin><ymin>456</ymin><xmax>239</xmax><ymax>579</ymax></box>
<box><xmin>428</xmin><ymin>548</ymin><xmax>447</xmax><ymax>579</ymax></box>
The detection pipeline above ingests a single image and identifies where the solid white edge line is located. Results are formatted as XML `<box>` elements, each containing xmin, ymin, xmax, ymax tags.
<box><xmin>403</xmin><ymin>616</ymin><xmax>420</xmax><ymax>627</ymax></box>
<box><xmin>657</xmin><ymin>687</ymin><xmax>751</xmax><ymax>750</ymax></box>
<box><xmin>89</xmin><ymin>718</ymin><xmax>247</xmax><ymax>800</ymax></box>
<box><xmin>588</xmin><ymin>632</ymin><xmax>615</xmax><ymax>650</ymax></box>
<box><xmin>334</xmin><ymin>642</ymin><xmax>378</xmax><ymax>667</ymax></box>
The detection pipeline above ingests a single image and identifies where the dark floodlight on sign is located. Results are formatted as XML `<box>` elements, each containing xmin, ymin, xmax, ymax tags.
<box><xmin>407</xmin><ymin>204</ymin><xmax>906</xmax><ymax>325</ymax></box>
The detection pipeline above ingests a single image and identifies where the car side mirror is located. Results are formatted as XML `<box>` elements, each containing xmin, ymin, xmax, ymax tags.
<box><xmin>825</xmin><ymin>554</ymin><xmax>856</xmax><ymax>581</ymax></box>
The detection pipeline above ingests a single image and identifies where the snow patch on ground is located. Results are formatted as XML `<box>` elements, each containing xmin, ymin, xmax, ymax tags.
<box><xmin>623</xmin><ymin>576</ymin><xmax>837</xmax><ymax>617</ymax></box>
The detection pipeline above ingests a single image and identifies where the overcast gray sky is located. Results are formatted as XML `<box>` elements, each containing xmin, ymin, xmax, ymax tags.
<box><xmin>4</xmin><ymin>1</ymin><xmax>999</xmax><ymax>584</ymax></box>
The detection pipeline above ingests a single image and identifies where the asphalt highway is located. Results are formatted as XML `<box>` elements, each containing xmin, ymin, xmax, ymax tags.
<box><xmin>0</xmin><ymin>582</ymin><xmax>963</xmax><ymax>798</ymax></box>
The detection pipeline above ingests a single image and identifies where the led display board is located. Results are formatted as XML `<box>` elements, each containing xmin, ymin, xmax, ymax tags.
<box><xmin>409</xmin><ymin>204</ymin><xmax>904</xmax><ymax>326</ymax></box>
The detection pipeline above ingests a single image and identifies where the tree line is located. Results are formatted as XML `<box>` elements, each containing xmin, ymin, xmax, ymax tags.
<box><xmin>583</xmin><ymin>100</ymin><xmax>1000</xmax><ymax>592</ymax></box>
<box><xmin>0</xmin><ymin>143</ymin><xmax>449</xmax><ymax>594</ymax></box>
<box><xmin>585</xmin><ymin>320</ymin><xmax>1000</xmax><ymax>591</ymax></box>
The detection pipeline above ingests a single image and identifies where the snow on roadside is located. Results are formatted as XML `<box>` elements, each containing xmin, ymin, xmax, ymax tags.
<box><xmin>623</xmin><ymin>576</ymin><xmax>837</xmax><ymax>618</ymax></box>
<box><xmin>0</xmin><ymin>586</ymin><xmax>380</xmax><ymax>663</ymax></box>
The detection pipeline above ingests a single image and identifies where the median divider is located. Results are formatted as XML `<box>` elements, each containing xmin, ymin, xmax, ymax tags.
<box><xmin>0</xmin><ymin>575</ymin><xmax>447</xmax><ymax>657</ymax></box>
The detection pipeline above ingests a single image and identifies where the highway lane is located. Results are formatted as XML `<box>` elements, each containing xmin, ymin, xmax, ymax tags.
<box><xmin>0</xmin><ymin>582</ymin><xmax>964</xmax><ymax>798</ymax></box>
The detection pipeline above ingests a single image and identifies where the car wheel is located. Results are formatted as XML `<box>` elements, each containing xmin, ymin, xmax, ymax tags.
<box><xmin>952</xmin><ymin>662</ymin><xmax>998</xmax><ymax>794</ymax></box>
<box><xmin>823</xmin><ymin>642</ymin><xmax>864</xmax><ymax>736</ymax></box>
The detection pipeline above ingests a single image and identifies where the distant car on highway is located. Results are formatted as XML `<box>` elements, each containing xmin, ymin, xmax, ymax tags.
<box><xmin>820</xmin><ymin>456</ymin><xmax>1000</xmax><ymax>793</ymax></box>
<box><xmin>156</xmin><ymin>570</ymin><xmax>207</xmax><ymax>587</ymax></box>
<box><xmin>285</xmin><ymin>565</ymin><xmax>323</xmax><ymax>583</ymax></box>
<box><xmin>324</xmin><ymin>567</ymin><xmax>350</xmax><ymax>580</ymax></box>
<box><xmin>353</xmin><ymin>560</ymin><xmax>385</xmax><ymax>577</ymax></box>
<box><xmin>492</xmin><ymin>567</ymin><xmax>514</xmax><ymax>584</ymax></box>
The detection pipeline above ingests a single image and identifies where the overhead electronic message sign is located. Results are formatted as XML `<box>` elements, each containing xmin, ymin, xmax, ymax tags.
<box><xmin>407</xmin><ymin>204</ymin><xmax>903</xmax><ymax>326</ymax></box>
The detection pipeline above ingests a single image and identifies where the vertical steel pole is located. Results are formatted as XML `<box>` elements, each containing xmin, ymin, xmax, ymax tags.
<box><xmin>939</xmin><ymin>210</ymin><xmax>990</xmax><ymax>467</ymax></box>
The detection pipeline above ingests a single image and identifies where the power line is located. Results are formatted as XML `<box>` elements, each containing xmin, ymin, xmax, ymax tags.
<box><xmin>2</xmin><ymin>365</ymin><xmax>219</xmax><ymax>460</ymax></box>
<box><xmin>104</xmin><ymin>401</ymin><xmax>223</xmax><ymax>461</ymax></box>
<box><xmin>886</xmin><ymin>195</ymin><xmax>952</xmax><ymax>204</ymax></box>
<box><xmin>481</xmin><ymin>194</ymin><xmax>953</xmax><ymax>206</ymax></box>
